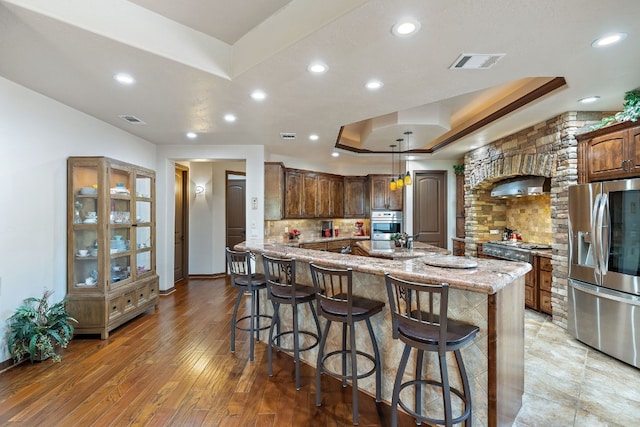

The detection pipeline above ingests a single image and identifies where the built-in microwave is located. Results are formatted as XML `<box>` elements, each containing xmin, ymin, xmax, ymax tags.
<box><xmin>371</xmin><ymin>211</ymin><xmax>402</xmax><ymax>241</ymax></box>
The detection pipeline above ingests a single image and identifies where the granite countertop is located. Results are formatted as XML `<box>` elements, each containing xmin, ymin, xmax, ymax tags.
<box><xmin>273</xmin><ymin>235</ymin><xmax>370</xmax><ymax>246</ymax></box>
<box><xmin>354</xmin><ymin>240</ymin><xmax>450</xmax><ymax>260</ymax></box>
<box><xmin>237</xmin><ymin>239</ymin><xmax>531</xmax><ymax>295</ymax></box>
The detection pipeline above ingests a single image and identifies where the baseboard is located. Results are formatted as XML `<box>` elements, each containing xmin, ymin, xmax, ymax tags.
<box><xmin>159</xmin><ymin>287</ymin><xmax>176</xmax><ymax>296</ymax></box>
<box><xmin>188</xmin><ymin>273</ymin><xmax>226</xmax><ymax>280</ymax></box>
<box><xmin>0</xmin><ymin>357</ymin><xmax>18</xmax><ymax>374</ymax></box>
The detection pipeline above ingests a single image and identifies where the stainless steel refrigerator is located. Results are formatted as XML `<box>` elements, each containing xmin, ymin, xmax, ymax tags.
<box><xmin>568</xmin><ymin>178</ymin><xmax>640</xmax><ymax>368</ymax></box>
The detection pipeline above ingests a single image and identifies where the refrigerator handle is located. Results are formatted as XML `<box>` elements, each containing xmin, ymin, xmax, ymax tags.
<box><xmin>591</xmin><ymin>193</ymin><xmax>602</xmax><ymax>284</ymax></box>
<box><xmin>599</xmin><ymin>193</ymin><xmax>610</xmax><ymax>275</ymax></box>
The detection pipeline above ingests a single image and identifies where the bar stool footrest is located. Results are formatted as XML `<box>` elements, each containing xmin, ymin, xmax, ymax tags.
<box><xmin>320</xmin><ymin>349</ymin><xmax>377</xmax><ymax>381</ymax></box>
<box><xmin>271</xmin><ymin>330</ymin><xmax>320</xmax><ymax>353</ymax></box>
<box><xmin>397</xmin><ymin>379</ymin><xmax>471</xmax><ymax>426</ymax></box>
<box><xmin>235</xmin><ymin>314</ymin><xmax>273</xmax><ymax>333</ymax></box>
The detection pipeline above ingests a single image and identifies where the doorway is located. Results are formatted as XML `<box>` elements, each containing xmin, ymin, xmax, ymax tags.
<box><xmin>226</xmin><ymin>171</ymin><xmax>246</xmax><ymax>250</ymax></box>
<box><xmin>413</xmin><ymin>171</ymin><xmax>448</xmax><ymax>248</ymax></box>
<box><xmin>174</xmin><ymin>165</ymin><xmax>189</xmax><ymax>283</ymax></box>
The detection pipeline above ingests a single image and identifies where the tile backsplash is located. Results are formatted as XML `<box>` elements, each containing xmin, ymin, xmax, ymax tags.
<box><xmin>265</xmin><ymin>218</ymin><xmax>370</xmax><ymax>240</ymax></box>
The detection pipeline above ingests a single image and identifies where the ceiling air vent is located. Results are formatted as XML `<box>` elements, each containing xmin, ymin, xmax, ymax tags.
<box><xmin>450</xmin><ymin>53</ymin><xmax>505</xmax><ymax>70</ymax></box>
<box><xmin>280</xmin><ymin>132</ymin><xmax>296</xmax><ymax>140</ymax></box>
<box><xmin>118</xmin><ymin>114</ymin><xmax>146</xmax><ymax>125</ymax></box>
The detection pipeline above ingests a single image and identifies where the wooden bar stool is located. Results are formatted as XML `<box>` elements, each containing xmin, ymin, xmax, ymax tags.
<box><xmin>384</xmin><ymin>273</ymin><xmax>479</xmax><ymax>427</ymax></box>
<box><xmin>225</xmin><ymin>247</ymin><xmax>271</xmax><ymax>362</ymax></box>
<box><xmin>262</xmin><ymin>254</ymin><xmax>321</xmax><ymax>390</ymax></box>
<box><xmin>310</xmin><ymin>263</ymin><xmax>384</xmax><ymax>426</ymax></box>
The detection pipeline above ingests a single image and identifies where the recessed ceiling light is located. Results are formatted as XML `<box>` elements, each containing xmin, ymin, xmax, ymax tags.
<box><xmin>250</xmin><ymin>89</ymin><xmax>267</xmax><ymax>101</ymax></box>
<box><xmin>309</xmin><ymin>134</ymin><xmax>319</xmax><ymax>141</ymax></box>
<box><xmin>186</xmin><ymin>132</ymin><xmax>197</xmax><ymax>139</ymax></box>
<box><xmin>307</xmin><ymin>62</ymin><xmax>328</xmax><ymax>74</ymax></box>
<box><xmin>332</xmin><ymin>152</ymin><xmax>340</xmax><ymax>158</ymax></box>
<box><xmin>366</xmin><ymin>79</ymin><xmax>384</xmax><ymax>90</ymax></box>
<box><xmin>407</xmin><ymin>155</ymin><xmax>416</xmax><ymax>161</ymax></box>
<box><xmin>591</xmin><ymin>32</ymin><xmax>627</xmax><ymax>48</ymax></box>
<box><xmin>224</xmin><ymin>114</ymin><xmax>237</xmax><ymax>122</ymax></box>
<box><xmin>391</xmin><ymin>18</ymin><xmax>421</xmax><ymax>37</ymax></box>
<box><xmin>579</xmin><ymin>96</ymin><xmax>600</xmax><ymax>104</ymax></box>
<box><xmin>114</xmin><ymin>73</ymin><xmax>135</xmax><ymax>85</ymax></box>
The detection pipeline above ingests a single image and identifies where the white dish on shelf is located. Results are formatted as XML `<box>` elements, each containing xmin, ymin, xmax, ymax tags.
<box><xmin>83</xmin><ymin>219</ymin><xmax>98</xmax><ymax>224</ymax></box>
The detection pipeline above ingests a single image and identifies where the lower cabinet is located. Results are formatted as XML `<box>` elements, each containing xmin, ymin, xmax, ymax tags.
<box><xmin>538</xmin><ymin>256</ymin><xmax>553</xmax><ymax>315</ymax></box>
<box><xmin>299</xmin><ymin>239</ymin><xmax>351</xmax><ymax>253</ymax></box>
<box><xmin>452</xmin><ymin>238</ymin><xmax>465</xmax><ymax>256</ymax></box>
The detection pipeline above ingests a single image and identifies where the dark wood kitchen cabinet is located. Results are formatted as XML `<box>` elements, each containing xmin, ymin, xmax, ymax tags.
<box><xmin>264</xmin><ymin>162</ymin><xmax>284</xmax><ymax>220</ymax></box>
<box><xmin>344</xmin><ymin>176</ymin><xmax>368</xmax><ymax>218</ymax></box>
<box><xmin>538</xmin><ymin>255</ymin><xmax>553</xmax><ymax>315</ymax></box>
<box><xmin>285</xmin><ymin>169</ymin><xmax>317</xmax><ymax>218</ymax></box>
<box><xmin>317</xmin><ymin>174</ymin><xmax>344</xmax><ymax>218</ymax></box>
<box><xmin>369</xmin><ymin>174</ymin><xmax>403</xmax><ymax>210</ymax></box>
<box><xmin>577</xmin><ymin>121</ymin><xmax>640</xmax><ymax>182</ymax></box>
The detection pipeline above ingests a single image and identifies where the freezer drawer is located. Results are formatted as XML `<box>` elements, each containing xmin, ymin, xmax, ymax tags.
<box><xmin>568</xmin><ymin>279</ymin><xmax>640</xmax><ymax>368</ymax></box>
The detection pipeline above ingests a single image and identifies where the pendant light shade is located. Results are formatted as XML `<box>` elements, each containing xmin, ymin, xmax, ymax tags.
<box><xmin>403</xmin><ymin>131</ymin><xmax>413</xmax><ymax>187</ymax></box>
<box><xmin>389</xmin><ymin>144</ymin><xmax>397</xmax><ymax>191</ymax></box>
<box><xmin>396</xmin><ymin>174</ymin><xmax>404</xmax><ymax>188</ymax></box>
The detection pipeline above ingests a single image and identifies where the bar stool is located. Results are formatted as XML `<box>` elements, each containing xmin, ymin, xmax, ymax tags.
<box><xmin>310</xmin><ymin>263</ymin><xmax>384</xmax><ymax>426</ymax></box>
<box><xmin>225</xmin><ymin>247</ymin><xmax>272</xmax><ymax>362</ymax></box>
<box><xmin>384</xmin><ymin>273</ymin><xmax>479</xmax><ymax>427</ymax></box>
<box><xmin>262</xmin><ymin>254</ymin><xmax>322</xmax><ymax>390</ymax></box>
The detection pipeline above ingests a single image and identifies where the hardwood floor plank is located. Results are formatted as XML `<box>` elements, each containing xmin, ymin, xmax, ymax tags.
<box><xmin>0</xmin><ymin>278</ymin><xmax>417</xmax><ymax>427</ymax></box>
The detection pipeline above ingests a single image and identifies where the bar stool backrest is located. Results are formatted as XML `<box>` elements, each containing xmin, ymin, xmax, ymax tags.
<box><xmin>225</xmin><ymin>247</ymin><xmax>254</xmax><ymax>288</ymax></box>
<box><xmin>310</xmin><ymin>263</ymin><xmax>354</xmax><ymax>323</ymax></box>
<box><xmin>262</xmin><ymin>254</ymin><xmax>297</xmax><ymax>300</ymax></box>
<box><xmin>384</xmin><ymin>273</ymin><xmax>449</xmax><ymax>355</ymax></box>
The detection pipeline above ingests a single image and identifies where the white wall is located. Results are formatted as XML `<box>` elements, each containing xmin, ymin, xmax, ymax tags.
<box><xmin>0</xmin><ymin>76</ymin><xmax>156</xmax><ymax>363</ymax></box>
<box><xmin>155</xmin><ymin>145</ymin><xmax>264</xmax><ymax>292</ymax></box>
<box><xmin>188</xmin><ymin>160</ymin><xmax>246</xmax><ymax>275</ymax></box>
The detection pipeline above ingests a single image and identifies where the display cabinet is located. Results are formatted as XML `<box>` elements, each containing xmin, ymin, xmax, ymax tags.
<box><xmin>66</xmin><ymin>156</ymin><xmax>159</xmax><ymax>339</ymax></box>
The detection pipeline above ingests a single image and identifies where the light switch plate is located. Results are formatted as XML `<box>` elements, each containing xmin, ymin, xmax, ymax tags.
<box><xmin>251</xmin><ymin>197</ymin><xmax>258</xmax><ymax>210</ymax></box>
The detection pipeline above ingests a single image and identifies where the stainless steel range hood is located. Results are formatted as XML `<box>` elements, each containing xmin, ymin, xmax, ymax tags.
<box><xmin>491</xmin><ymin>176</ymin><xmax>550</xmax><ymax>198</ymax></box>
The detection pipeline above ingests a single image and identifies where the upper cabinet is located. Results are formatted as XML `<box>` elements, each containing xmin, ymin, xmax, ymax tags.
<box><xmin>264</xmin><ymin>164</ymin><xmax>369</xmax><ymax>219</ymax></box>
<box><xmin>264</xmin><ymin>162</ymin><xmax>285</xmax><ymax>220</ymax></box>
<box><xmin>66</xmin><ymin>156</ymin><xmax>158</xmax><ymax>339</ymax></box>
<box><xmin>578</xmin><ymin>121</ymin><xmax>640</xmax><ymax>182</ymax></box>
<box><xmin>344</xmin><ymin>176</ymin><xmax>368</xmax><ymax>218</ymax></box>
<box><xmin>369</xmin><ymin>174</ymin><xmax>403</xmax><ymax>210</ymax></box>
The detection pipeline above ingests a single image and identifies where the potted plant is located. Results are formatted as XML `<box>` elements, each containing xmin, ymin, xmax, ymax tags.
<box><xmin>591</xmin><ymin>87</ymin><xmax>640</xmax><ymax>130</ymax></box>
<box><xmin>7</xmin><ymin>289</ymin><xmax>77</xmax><ymax>363</ymax></box>
<box><xmin>390</xmin><ymin>232</ymin><xmax>408</xmax><ymax>248</ymax></box>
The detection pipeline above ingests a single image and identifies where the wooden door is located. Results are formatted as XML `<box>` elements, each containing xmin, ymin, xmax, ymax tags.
<box><xmin>174</xmin><ymin>165</ymin><xmax>188</xmax><ymax>283</ymax></box>
<box><xmin>330</xmin><ymin>176</ymin><xmax>344</xmax><ymax>217</ymax></box>
<box><xmin>302</xmin><ymin>172</ymin><xmax>318</xmax><ymax>217</ymax></box>
<box><xmin>226</xmin><ymin>172</ymin><xmax>246</xmax><ymax>250</ymax></box>
<box><xmin>370</xmin><ymin>175</ymin><xmax>390</xmax><ymax>210</ymax></box>
<box><xmin>284</xmin><ymin>169</ymin><xmax>303</xmax><ymax>218</ymax></box>
<box><xmin>413</xmin><ymin>171</ymin><xmax>447</xmax><ymax>248</ymax></box>
<box><xmin>316</xmin><ymin>174</ymin><xmax>331</xmax><ymax>218</ymax></box>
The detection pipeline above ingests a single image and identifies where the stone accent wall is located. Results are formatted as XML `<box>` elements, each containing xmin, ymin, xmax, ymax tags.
<box><xmin>464</xmin><ymin>112</ymin><xmax>606</xmax><ymax>329</ymax></box>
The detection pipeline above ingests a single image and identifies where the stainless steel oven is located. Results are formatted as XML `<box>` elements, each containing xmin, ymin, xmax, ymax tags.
<box><xmin>568</xmin><ymin>177</ymin><xmax>640</xmax><ymax>368</ymax></box>
<box><xmin>371</xmin><ymin>211</ymin><xmax>402</xmax><ymax>241</ymax></box>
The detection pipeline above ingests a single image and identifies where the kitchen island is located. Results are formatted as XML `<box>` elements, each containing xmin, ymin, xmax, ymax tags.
<box><xmin>236</xmin><ymin>240</ymin><xmax>531</xmax><ymax>427</ymax></box>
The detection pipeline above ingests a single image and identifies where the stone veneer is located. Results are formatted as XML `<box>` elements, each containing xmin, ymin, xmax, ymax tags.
<box><xmin>464</xmin><ymin>111</ymin><xmax>608</xmax><ymax>329</ymax></box>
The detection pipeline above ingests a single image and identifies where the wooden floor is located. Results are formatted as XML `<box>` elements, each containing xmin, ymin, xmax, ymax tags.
<box><xmin>0</xmin><ymin>278</ymin><xmax>419</xmax><ymax>426</ymax></box>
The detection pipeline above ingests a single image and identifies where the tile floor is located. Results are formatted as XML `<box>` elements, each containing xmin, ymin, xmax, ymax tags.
<box><xmin>514</xmin><ymin>310</ymin><xmax>640</xmax><ymax>426</ymax></box>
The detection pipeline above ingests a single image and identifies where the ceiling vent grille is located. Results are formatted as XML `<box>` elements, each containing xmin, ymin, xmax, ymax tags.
<box><xmin>450</xmin><ymin>53</ymin><xmax>505</xmax><ymax>70</ymax></box>
<box><xmin>280</xmin><ymin>132</ymin><xmax>296</xmax><ymax>140</ymax></box>
<box><xmin>118</xmin><ymin>114</ymin><xmax>146</xmax><ymax>124</ymax></box>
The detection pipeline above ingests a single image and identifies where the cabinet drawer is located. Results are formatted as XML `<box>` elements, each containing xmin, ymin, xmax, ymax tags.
<box><xmin>108</xmin><ymin>296</ymin><xmax>123</xmax><ymax>320</ymax></box>
<box><xmin>539</xmin><ymin>256</ymin><xmax>552</xmax><ymax>271</ymax></box>
<box><xmin>540</xmin><ymin>290</ymin><xmax>552</xmax><ymax>314</ymax></box>
<box><xmin>327</xmin><ymin>240</ymin><xmax>347</xmax><ymax>251</ymax></box>
<box><xmin>524</xmin><ymin>286</ymin><xmax>537</xmax><ymax>310</ymax></box>
<box><xmin>299</xmin><ymin>242</ymin><xmax>327</xmax><ymax>251</ymax></box>
<box><xmin>539</xmin><ymin>270</ymin><xmax>552</xmax><ymax>291</ymax></box>
<box><xmin>123</xmin><ymin>290</ymin><xmax>138</xmax><ymax>313</ymax></box>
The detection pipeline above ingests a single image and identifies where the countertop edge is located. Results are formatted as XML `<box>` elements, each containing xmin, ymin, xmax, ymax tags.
<box><xmin>236</xmin><ymin>240</ymin><xmax>531</xmax><ymax>295</ymax></box>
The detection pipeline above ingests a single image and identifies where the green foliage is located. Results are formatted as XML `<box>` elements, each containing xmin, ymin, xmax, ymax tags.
<box><xmin>591</xmin><ymin>88</ymin><xmax>640</xmax><ymax>130</ymax></box>
<box><xmin>453</xmin><ymin>164</ymin><xmax>465</xmax><ymax>175</ymax></box>
<box><xmin>7</xmin><ymin>289</ymin><xmax>77</xmax><ymax>363</ymax></box>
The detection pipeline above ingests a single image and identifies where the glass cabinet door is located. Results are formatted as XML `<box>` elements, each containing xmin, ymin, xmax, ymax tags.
<box><xmin>70</xmin><ymin>162</ymin><xmax>100</xmax><ymax>288</ymax></box>
<box><xmin>134</xmin><ymin>173</ymin><xmax>154</xmax><ymax>278</ymax></box>
<box><xmin>107</xmin><ymin>165</ymin><xmax>132</xmax><ymax>288</ymax></box>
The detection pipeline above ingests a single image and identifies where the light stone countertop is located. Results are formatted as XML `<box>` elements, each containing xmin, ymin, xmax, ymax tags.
<box><xmin>354</xmin><ymin>239</ymin><xmax>449</xmax><ymax>259</ymax></box>
<box><xmin>237</xmin><ymin>239</ymin><xmax>531</xmax><ymax>295</ymax></box>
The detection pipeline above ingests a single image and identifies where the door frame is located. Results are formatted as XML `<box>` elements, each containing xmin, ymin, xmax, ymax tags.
<box><xmin>175</xmin><ymin>164</ymin><xmax>189</xmax><ymax>284</ymax></box>
<box><xmin>412</xmin><ymin>170</ymin><xmax>448</xmax><ymax>248</ymax></box>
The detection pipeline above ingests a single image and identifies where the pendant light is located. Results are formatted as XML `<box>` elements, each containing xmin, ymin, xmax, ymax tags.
<box><xmin>389</xmin><ymin>144</ymin><xmax>397</xmax><ymax>191</ymax></box>
<box><xmin>395</xmin><ymin>138</ymin><xmax>404</xmax><ymax>189</ymax></box>
<box><xmin>403</xmin><ymin>131</ymin><xmax>413</xmax><ymax>186</ymax></box>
